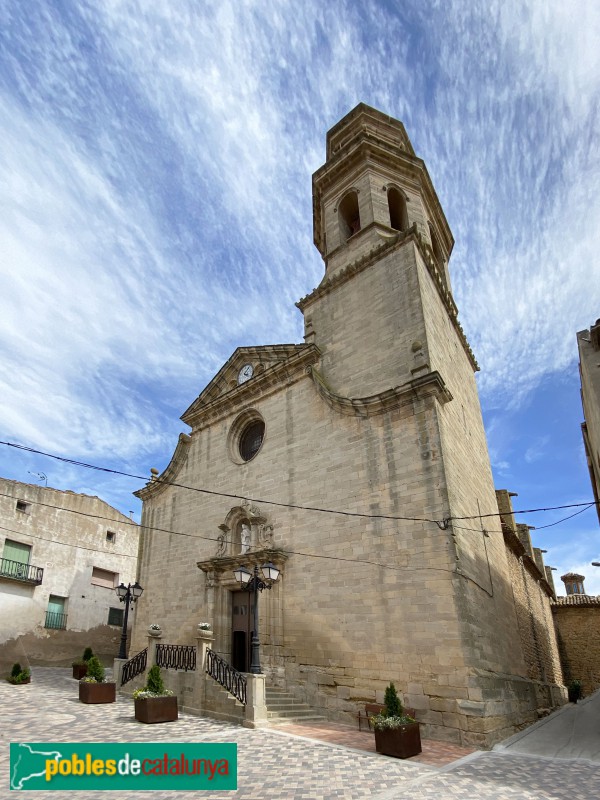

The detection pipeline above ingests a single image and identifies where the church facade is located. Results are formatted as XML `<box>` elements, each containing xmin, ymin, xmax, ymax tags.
<box><xmin>132</xmin><ymin>105</ymin><xmax>564</xmax><ymax>747</ymax></box>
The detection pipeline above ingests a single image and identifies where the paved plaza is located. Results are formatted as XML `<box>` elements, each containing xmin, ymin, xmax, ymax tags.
<box><xmin>1</xmin><ymin>668</ymin><xmax>598</xmax><ymax>799</ymax></box>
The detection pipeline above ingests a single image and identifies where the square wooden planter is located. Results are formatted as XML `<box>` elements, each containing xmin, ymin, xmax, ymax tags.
<box><xmin>374</xmin><ymin>722</ymin><xmax>422</xmax><ymax>759</ymax></box>
<box><xmin>72</xmin><ymin>664</ymin><xmax>88</xmax><ymax>680</ymax></box>
<box><xmin>134</xmin><ymin>696</ymin><xmax>178</xmax><ymax>724</ymax></box>
<box><xmin>79</xmin><ymin>682</ymin><xmax>116</xmax><ymax>704</ymax></box>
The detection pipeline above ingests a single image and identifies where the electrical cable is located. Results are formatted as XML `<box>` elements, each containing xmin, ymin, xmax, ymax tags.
<box><xmin>2</xmin><ymin>439</ymin><xmax>598</xmax><ymax>525</ymax></box>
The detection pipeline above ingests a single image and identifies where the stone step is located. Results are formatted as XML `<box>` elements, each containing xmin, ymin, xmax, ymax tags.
<box><xmin>265</xmin><ymin>686</ymin><xmax>326</xmax><ymax>724</ymax></box>
<box><xmin>267</xmin><ymin>708</ymin><xmax>325</xmax><ymax>719</ymax></box>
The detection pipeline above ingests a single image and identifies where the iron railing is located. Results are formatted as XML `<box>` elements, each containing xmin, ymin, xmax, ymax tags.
<box><xmin>121</xmin><ymin>647</ymin><xmax>147</xmax><ymax>685</ymax></box>
<box><xmin>205</xmin><ymin>648</ymin><xmax>247</xmax><ymax>705</ymax></box>
<box><xmin>156</xmin><ymin>644</ymin><xmax>196</xmax><ymax>672</ymax></box>
<box><xmin>44</xmin><ymin>611</ymin><xmax>67</xmax><ymax>630</ymax></box>
<box><xmin>0</xmin><ymin>557</ymin><xmax>44</xmax><ymax>585</ymax></box>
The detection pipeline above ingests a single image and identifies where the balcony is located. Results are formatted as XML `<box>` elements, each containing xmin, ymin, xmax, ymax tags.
<box><xmin>45</xmin><ymin>611</ymin><xmax>68</xmax><ymax>630</ymax></box>
<box><xmin>0</xmin><ymin>557</ymin><xmax>44</xmax><ymax>585</ymax></box>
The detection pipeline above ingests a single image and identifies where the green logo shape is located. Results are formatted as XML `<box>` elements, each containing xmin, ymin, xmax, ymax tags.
<box><xmin>10</xmin><ymin>742</ymin><xmax>237</xmax><ymax>791</ymax></box>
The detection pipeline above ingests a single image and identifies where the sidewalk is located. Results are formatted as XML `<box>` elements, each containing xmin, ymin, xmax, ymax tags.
<box><xmin>270</xmin><ymin>720</ymin><xmax>475</xmax><ymax>767</ymax></box>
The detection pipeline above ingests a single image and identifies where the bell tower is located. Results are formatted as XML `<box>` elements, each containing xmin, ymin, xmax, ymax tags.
<box><xmin>298</xmin><ymin>103</ymin><xmax>476</xmax><ymax>401</ymax></box>
<box><xmin>313</xmin><ymin>103</ymin><xmax>452</xmax><ymax>288</ymax></box>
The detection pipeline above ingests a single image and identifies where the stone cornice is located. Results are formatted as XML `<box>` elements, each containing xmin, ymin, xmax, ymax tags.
<box><xmin>297</xmin><ymin>226</ymin><xmax>479</xmax><ymax>372</ymax></box>
<box><xmin>197</xmin><ymin>548</ymin><xmax>289</xmax><ymax>576</ymax></box>
<box><xmin>134</xmin><ymin>433</ymin><xmax>192</xmax><ymax>502</ymax></box>
<box><xmin>309</xmin><ymin>366</ymin><xmax>452</xmax><ymax>417</ymax></box>
<box><xmin>183</xmin><ymin>345</ymin><xmax>321</xmax><ymax>430</ymax></box>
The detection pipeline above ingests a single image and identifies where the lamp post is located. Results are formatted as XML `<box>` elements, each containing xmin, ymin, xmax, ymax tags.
<box><xmin>115</xmin><ymin>581</ymin><xmax>144</xmax><ymax>659</ymax></box>
<box><xmin>233</xmin><ymin>562</ymin><xmax>280</xmax><ymax>674</ymax></box>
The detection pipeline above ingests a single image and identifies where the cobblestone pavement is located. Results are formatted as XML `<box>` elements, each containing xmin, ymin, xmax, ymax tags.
<box><xmin>2</xmin><ymin>669</ymin><xmax>598</xmax><ymax>800</ymax></box>
<box><xmin>1</xmin><ymin>668</ymin><xmax>430</xmax><ymax>800</ymax></box>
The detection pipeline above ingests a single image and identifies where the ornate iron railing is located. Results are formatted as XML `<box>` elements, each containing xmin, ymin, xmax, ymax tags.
<box><xmin>0</xmin><ymin>557</ymin><xmax>44</xmax><ymax>585</ymax></box>
<box><xmin>121</xmin><ymin>647</ymin><xmax>147</xmax><ymax>685</ymax></box>
<box><xmin>156</xmin><ymin>644</ymin><xmax>196</xmax><ymax>672</ymax></box>
<box><xmin>205</xmin><ymin>648</ymin><xmax>247</xmax><ymax>705</ymax></box>
<box><xmin>44</xmin><ymin>611</ymin><xmax>67</xmax><ymax>630</ymax></box>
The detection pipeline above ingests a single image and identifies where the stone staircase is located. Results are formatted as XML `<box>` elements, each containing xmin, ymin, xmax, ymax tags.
<box><xmin>266</xmin><ymin>686</ymin><xmax>326</xmax><ymax>724</ymax></box>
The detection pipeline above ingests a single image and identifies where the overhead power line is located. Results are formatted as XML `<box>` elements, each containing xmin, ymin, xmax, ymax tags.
<box><xmin>1</xmin><ymin>439</ymin><xmax>597</xmax><ymax>527</ymax></box>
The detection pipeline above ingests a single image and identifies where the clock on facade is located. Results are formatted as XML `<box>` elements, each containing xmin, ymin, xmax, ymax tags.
<box><xmin>237</xmin><ymin>364</ymin><xmax>254</xmax><ymax>384</ymax></box>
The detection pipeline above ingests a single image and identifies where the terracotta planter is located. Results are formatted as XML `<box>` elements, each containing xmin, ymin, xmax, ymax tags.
<box><xmin>374</xmin><ymin>722</ymin><xmax>422</xmax><ymax>759</ymax></box>
<box><xmin>79</xmin><ymin>682</ymin><xmax>116</xmax><ymax>704</ymax></box>
<box><xmin>72</xmin><ymin>664</ymin><xmax>88</xmax><ymax>680</ymax></box>
<box><xmin>134</xmin><ymin>695</ymin><xmax>178</xmax><ymax>724</ymax></box>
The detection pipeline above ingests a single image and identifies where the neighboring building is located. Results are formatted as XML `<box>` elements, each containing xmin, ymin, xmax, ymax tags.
<box><xmin>131</xmin><ymin>104</ymin><xmax>565</xmax><ymax>748</ymax></box>
<box><xmin>0</xmin><ymin>478</ymin><xmax>139</xmax><ymax>671</ymax></box>
<box><xmin>552</xmin><ymin>572</ymin><xmax>600</xmax><ymax>697</ymax></box>
<box><xmin>578</xmin><ymin>319</ymin><xmax>600</xmax><ymax>525</ymax></box>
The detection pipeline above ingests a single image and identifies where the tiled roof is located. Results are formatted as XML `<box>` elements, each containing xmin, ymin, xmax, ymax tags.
<box><xmin>552</xmin><ymin>594</ymin><xmax>600</xmax><ymax>607</ymax></box>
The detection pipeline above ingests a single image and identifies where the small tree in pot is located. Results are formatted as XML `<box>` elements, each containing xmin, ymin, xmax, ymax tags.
<box><xmin>78</xmin><ymin>656</ymin><xmax>116</xmax><ymax>704</ymax></box>
<box><xmin>7</xmin><ymin>663</ymin><xmax>31</xmax><ymax>685</ymax></box>
<box><xmin>371</xmin><ymin>683</ymin><xmax>421</xmax><ymax>759</ymax></box>
<box><xmin>72</xmin><ymin>647</ymin><xmax>94</xmax><ymax>679</ymax></box>
<box><xmin>133</xmin><ymin>665</ymin><xmax>178</xmax><ymax>724</ymax></box>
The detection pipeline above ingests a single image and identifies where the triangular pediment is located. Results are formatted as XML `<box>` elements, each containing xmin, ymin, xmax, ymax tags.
<box><xmin>181</xmin><ymin>344</ymin><xmax>319</xmax><ymax>426</ymax></box>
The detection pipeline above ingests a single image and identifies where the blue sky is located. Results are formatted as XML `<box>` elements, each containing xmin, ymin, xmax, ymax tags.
<box><xmin>1</xmin><ymin>1</ymin><xmax>599</xmax><ymax>592</ymax></box>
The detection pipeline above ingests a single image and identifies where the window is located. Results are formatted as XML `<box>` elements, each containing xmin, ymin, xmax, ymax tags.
<box><xmin>338</xmin><ymin>191</ymin><xmax>361</xmax><ymax>243</ymax></box>
<box><xmin>1</xmin><ymin>539</ymin><xmax>31</xmax><ymax>579</ymax></box>
<box><xmin>239</xmin><ymin>420</ymin><xmax>265</xmax><ymax>462</ymax></box>
<box><xmin>108</xmin><ymin>607</ymin><xmax>124</xmax><ymax>626</ymax></box>
<box><xmin>387</xmin><ymin>187</ymin><xmax>408</xmax><ymax>232</ymax></box>
<box><xmin>228</xmin><ymin>409</ymin><xmax>266</xmax><ymax>465</ymax></box>
<box><xmin>91</xmin><ymin>567</ymin><xmax>118</xmax><ymax>589</ymax></box>
<box><xmin>106</xmin><ymin>531</ymin><xmax>116</xmax><ymax>543</ymax></box>
<box><xmin>16</xmin><ymin>500</ymin><xmax>31</xmax><ymax>514</ymax></box>
<box><xmin>45</xmin><ymin>595</ymin><xmax>67</xmax><ymax>629</ymax></box>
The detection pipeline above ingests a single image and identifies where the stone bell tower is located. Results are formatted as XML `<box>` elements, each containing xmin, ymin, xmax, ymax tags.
<box><xmin>298</xmin><ymin>103</ymin><xmax>475</xmax><ymax>401</ymax></box>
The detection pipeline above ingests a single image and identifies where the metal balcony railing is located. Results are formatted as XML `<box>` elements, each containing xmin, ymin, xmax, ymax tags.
<box><xmin>0</xmin><ymin>557</ymin><xmax>44</xmax><ymax>585</ymax></box>
<box><xmin>44</xmin><ymin>611</ymin><xmax>67</xmax><ymax>630</ymax></box>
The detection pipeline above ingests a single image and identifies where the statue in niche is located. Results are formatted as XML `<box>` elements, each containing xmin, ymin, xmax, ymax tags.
<box><xmin>240</xmin><ymin>523</ymin><xmax>251</xmax><ymax>554</ymax></box>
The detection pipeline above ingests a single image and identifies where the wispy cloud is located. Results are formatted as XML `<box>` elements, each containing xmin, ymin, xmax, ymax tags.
<box><xmin>1</xmin><ymin>0</ymin><xmax>599</xmax><ymax>518</ymax></box>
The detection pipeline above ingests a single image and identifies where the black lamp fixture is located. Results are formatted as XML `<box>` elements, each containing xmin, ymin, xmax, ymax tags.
<box><xmin>233</xmin><ymin>562</ymin><xmax>280</xmax><ymax>674</ymax></box>
<box><xmin>115</xmin><ymin>581</ymin><xmax>144</xmax><ymax>659</ymax></box>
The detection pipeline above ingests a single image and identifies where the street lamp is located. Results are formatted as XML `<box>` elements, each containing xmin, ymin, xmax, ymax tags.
<box><xmin>233</xmin><ymin>562</ymin><xmax>280</xmax><ymax>674</ymax></box>
<box><xmin>115</xmin><ymin>581</ymin><xmax>144</xmax><ymax>659</ymax></box>
<box><xmin>592</xmin><ymin>562</ymin><xmax>600</xmax><ymax>567</ymax></box>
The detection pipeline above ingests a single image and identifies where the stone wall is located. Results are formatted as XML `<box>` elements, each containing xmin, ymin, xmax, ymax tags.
<box><xmin>553</xmin><ymin>598</ymin><xmax>600</xmax><ymax>696</ymax></box>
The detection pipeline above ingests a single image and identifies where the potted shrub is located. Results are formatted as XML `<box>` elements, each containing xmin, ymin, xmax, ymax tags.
<box><xmin>568</xmin><ymin>679</ymin><xmax>582</xmax><ymax>703</ymax></box>
<box><xmin>72</xmin><ymin>647</ymin><xmax>94</xmax><ymax>679</ymax></box>
<box><xmin>7</xmin><ymin>663</ymin><xmax>31</xmax><ymax>685</ymax></box>
<box><xmin>133</xmin><ymin>665</ymin><xmax>178</xmax><ymax>724</ymax></box>
<box><xmin>371</xmin><ymin>683</ymin><xmax>421</xmax><ymax>759</ymax></box>
<box><xmin>78</xmin><ymin>656</ymin><xmax>116</xmax><ymax>704</ymax></box>
<box><xmin>196</xmin><ymin>622</ymin><xmax>213</xmax><ymax>639</ymax></box>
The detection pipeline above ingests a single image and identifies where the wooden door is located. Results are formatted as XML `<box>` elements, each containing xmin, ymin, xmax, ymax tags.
<box><xmin>231</xmin><ymin>590</ymin><xmax>253</xmax><ymax>672</ymax></box>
